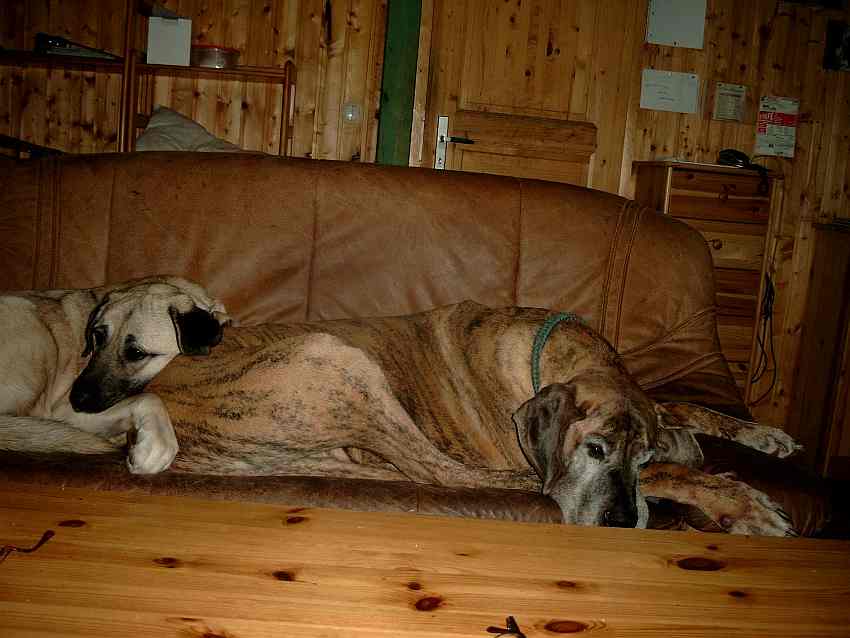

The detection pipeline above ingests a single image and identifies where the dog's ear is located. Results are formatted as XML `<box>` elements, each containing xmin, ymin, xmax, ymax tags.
<box><xmin>513</xmin><ymin>383</ymin><xmax>585</xmax><ymax>494</ymax></box>
<box><xmin>82</xmin><ymin>296</ymin><xmax>111</xmax><ymax>357</ymax></box>
<box><xmin>168</xmin><ymin>306</ymin><xmax>225</xmax><ymax>356</ymax></box>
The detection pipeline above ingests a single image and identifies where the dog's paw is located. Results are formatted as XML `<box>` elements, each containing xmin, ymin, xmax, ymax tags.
<box><xmin>722</xmin><ymin>483</ymin><xmax>797</xmax><ymax>538</ymax></box>
<box><xmin>738</xmin><ymin>424</ymin><xmax>802</xmax><ymax>459</ymax></box>
<box><xmin>126</xmin><ymin>402</ymin><xmax>178</xmax><ymax>474</ymax></box>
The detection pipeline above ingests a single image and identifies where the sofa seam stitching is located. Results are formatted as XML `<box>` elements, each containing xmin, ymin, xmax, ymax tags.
<box><xmin>49</xmin><ymin>158</ymin><xmax>62</xmax><ymax>287</ymax></box>
<box><xmin>304</xmin><ymin>171</ymin><xmax>319</xmax><ymax>321</ymax></box>
<box><xmin>513</xmin><ymin>179</ymin><xmax>523</xmax><ymax>305</ymax></box>
<box><xmin>32</xmin><ymin>159</ymin><xmax>44</xmax><ymax>288</ymax></box>
<box><xmin>613</xmin><ymin>202</ymin><xmax>643</xmax><ymax>350</ymax></box>
<box><xmin>599</xmin><ymin>202</ymin><xmax>626</xmax><ymax>335</ymax></box>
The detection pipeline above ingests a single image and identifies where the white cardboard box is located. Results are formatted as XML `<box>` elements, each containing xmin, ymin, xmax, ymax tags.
<box><xmin>146</xmin><ymin>17</ymin><xmax>191</xmax><ymax>66</ymax></box>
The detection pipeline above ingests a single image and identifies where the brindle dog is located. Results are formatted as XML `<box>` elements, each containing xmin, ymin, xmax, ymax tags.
<box><xmin>146</xmin><ymin>301</ymin><xmax>798</xmax><ymax>536</ymax></box>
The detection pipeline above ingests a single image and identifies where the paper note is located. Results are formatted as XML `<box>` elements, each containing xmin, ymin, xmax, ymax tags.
<box><xmin>755</xmin><ymin>96</ymin><xmax>799</xmax><ymax>158</ymax></box>
<box><xmin>713</xmin><ymin>83</ymin><xmax>747</xmax><ymax>122</ymax></box>
<box><xmin>640</xmin><ymin>69</ymin><xmax>700</xmax><ymax>114</ymax></box>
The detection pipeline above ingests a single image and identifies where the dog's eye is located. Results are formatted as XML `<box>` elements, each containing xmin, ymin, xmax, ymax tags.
<box><xmin>92</xmin><ymin>327</ymin><xmax>107</xmax><ymax>347</ymax></box>
<box><xmin>586</xmin><ymin>442</ymin><xmax>606</xmax><ymax>460</ymax></box>
<box><xmin>124</xmin><ymin>345</ymin><xmax>149</xmax><ymax>362</ymax></box>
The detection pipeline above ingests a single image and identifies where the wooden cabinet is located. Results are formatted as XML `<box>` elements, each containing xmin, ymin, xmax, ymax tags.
<box><xmin>633</xmin><ymin>161</ymin><xmax>784</xmax><ymax>401</ymax></box>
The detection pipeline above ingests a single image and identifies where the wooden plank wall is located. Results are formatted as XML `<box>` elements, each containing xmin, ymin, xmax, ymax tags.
<box><xmin>604</xmin><ymin>0</ymin><xmax>850</xmax><ymax>427</ymax></box>
<box><xmin>617</xmin><ymin>0</ymin><xmax>850</xmax><ymax>427</ymax></box>
<box><xmin>0</xmin><ymin>0</ymin><xmax>387</xmax><ymax>160</ymax></box>
<box><xmin>413</xmin><ymin>0</ymin><xmax>849</xmax><ymax>429</ymax></box>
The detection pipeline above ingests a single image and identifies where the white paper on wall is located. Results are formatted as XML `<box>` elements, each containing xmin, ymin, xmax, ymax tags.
<box><xmin>640</xmin><ymin>69</ymin><xmax>700</xmax><ymax>114</ymax></box>
<box><xmin>646</xmin><ymin>0</ymin><xmax>707</xmax><ymax>50</ymax></box>
<box><xmin>713</xmin><ymin>83</ymin><xmax>747</xmax><ymax>122</ymax></box>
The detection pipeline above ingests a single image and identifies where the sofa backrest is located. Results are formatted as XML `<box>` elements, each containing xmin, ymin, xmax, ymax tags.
<box><xmin>0</xmin><ymin>152</ymin><xmax>745</xmax><ymax>415</ymax></box>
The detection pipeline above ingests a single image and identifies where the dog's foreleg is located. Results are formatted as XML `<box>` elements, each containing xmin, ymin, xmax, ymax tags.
<box><xmin>658</xmin><ymin>403</ymin><xmax>801</xmax><ymax>458</ymax></box>
<box><xmin>71</xmin><ymin>393</ymin><xmax>179</xmax><ymax>474</ymax></box>
<box><xmin>639</xmin><ymin>463</ymin><xmax>796</xmax><ymax>537</ymax></box>
<box><xmin>0</xmin><ymin>415</ymin><xmax>121</xmax><ymax>455</ymax></box>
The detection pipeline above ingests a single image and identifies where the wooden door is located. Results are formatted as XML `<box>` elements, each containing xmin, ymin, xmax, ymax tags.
<box><xmin>420</xmin><ymin>0</ymin><xmax>598</xmax><ymax>185</ymax></box>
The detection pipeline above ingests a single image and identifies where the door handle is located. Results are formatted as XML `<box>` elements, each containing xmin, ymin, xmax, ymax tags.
<box><xmin>435</xmin><ymin>116</ymin><xmax>474</xmax><ymax>169</ymax></box>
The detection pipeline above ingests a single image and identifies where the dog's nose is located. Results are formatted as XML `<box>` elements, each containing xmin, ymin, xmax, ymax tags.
<box><xmin>69</xmin><ymin>384</ymin><xmax>98</xmax><ymax>413</ymax></box>
<box><xmin>603</xmin><ymin>507</ymin><xmax>638</xmax><ymax>528</ymax></box>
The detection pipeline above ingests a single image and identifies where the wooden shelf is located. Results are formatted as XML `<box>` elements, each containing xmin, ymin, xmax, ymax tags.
<box><xmin>0</xmin><ymin>51</ymin><xmax>293</xmax><ymax>84</ymax></box>
<box><xmin>0</xmin><ymin>50</ymin><xmax>123</xmax><ymax>72</ymax></box>
<box><xmin>140</xmin><ymin>61</ymin><xmax>293</xmax><ymax>83</ymax></box>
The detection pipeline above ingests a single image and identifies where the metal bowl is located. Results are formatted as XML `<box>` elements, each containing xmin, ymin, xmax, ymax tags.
<box><xmin>190</xmin><ymin>44</ymin><xmax>240</xmax><ymax>69</ymax></box>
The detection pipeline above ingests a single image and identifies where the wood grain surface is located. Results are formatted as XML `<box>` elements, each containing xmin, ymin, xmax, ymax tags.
<box><xmin>1</xmin><ymin>482</ymin><xmax>848</xmax><ymax>637</ymax></box>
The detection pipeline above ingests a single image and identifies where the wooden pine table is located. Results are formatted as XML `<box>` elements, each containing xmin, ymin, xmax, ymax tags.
<box><xmin>1</xmin><ymin>483</ymin><xmax>849</xmax><ymax>637</ymax></box>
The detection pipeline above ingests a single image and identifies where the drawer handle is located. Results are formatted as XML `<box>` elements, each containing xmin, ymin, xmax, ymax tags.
<box><xmin>711</xmin><ymin>239</ymin><xmax>724</xmax><ymax>250</ymax></box>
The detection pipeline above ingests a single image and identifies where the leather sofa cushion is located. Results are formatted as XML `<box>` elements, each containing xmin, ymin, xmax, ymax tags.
<box><xmin>0</xmin><ymin>153</ymin><xmax>745</xmax><ymax>416</ymax></box>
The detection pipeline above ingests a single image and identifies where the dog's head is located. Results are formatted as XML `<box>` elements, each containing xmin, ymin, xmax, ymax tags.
<box><xmin>70</xmin><ymin>276</ymin><xmax>231</xmax><ymax>413</ymax></box>
<box><xmin>513</xmin><ymin>382</ymin><xmax>656</xmax><ymax>528</ymax></box>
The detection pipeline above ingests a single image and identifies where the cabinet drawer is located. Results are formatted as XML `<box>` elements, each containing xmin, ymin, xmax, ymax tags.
<box><xmin>715</xmin><ymin>268</ymin><xmax>762</xmax><ymax>295</ymax></box>
<box><xmin>715</xmin><ymin>268</ymin><xmax>760</xmax><ymax>319</ymax></box>
<box><xmin>676</xmin><ymin>219</ymin><xmax>767</xmax><ymax>271</ymax></box>
<box><xmin>716</xmin><ymin>292</ymin><xmax>758</xmax><ymax>318</ymax></box>
<box><xmin>718</xmin><ymin>317</ymin><xmax>755</xmax><ymax>363</ymax></box>
<box><xmin>671</xmin><ymin>169</ymin><xmax>767</xmax><ymax>197</ymax></box>
<box><xmin>702</xmin><ymin>231</ymin><xmax>764</xmax><ymax>270</ymax></box>
<box><xmin>670</xmin><ymin>170</ymin><xmax>770</xmax><ymax>223</ymax></box>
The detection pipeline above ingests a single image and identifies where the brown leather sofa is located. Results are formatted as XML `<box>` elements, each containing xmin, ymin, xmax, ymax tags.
<box><xmin>0</xmin><ymin>152</ymin><xmax>844</xmax><ymax>536</ymax></box>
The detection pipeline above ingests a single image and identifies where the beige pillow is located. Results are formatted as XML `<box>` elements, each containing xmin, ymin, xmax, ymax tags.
<box><xmin>136</xmin><ymin>106</ymin><xmax>243</xmax><ymax>152</ymax></box>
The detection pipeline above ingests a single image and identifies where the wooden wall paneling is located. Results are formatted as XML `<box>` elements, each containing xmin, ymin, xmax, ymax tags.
<box><xmin>362</xmin><ymin>0</ymin><xmax>387</xmax><ymax>163</ymax></box>
<box><xmin>19</xmin><ymin>68</ymin><xmax>47</xmax><ymax>149</ymax></box>
<box><xmin>291</xmin><ymin>0</ymin><xmax>323</xmax><ymax>157</ymax></box>
<box><xmin>315</xmin><ymin>0</ymin><xmax>346</xmax><ymax>159</ymax></box>
<box><xmin>821</xmin><ymin>229</ymin><xmax>850</xmax><ymax>478</ymax></box>
<box><xmin>408</xmin><ymin>0</ymin><xmax>433</xmax><ymax>167</ymax></box>
<box><xmin>342</xmin><ymin>0</ymin><xmax>364</xmax><ymax>161</ymax></box>
<box><xmin>254</xmin><ymin>0</ymin><xmax>282</xmax><ymax>154</ymax></box>
<box><xmin>783</xmin><ymin>226</ymin><xmax>850</xmax><ymax>471</ymax></box>
<box><xmin>0</xmin><ymin>2</ymin><xmax>25</xmax><ymax>50</ymax></box>
<box><xmin>337</xmin><ymin>0</ymin><xmax>378</xmax><ymax>162</ymax></box>
<box><xmin>278</xmin><ymin>0</ymin><xmax>300</xmax><ymax>156</ymax></box>
<box><xmin>818</xmin><ymin>69</ymin><xmax>850</xmax><ymax>222</ymax></box>
<box><xmin>0</xmin><ymin>67</ymin><xmax>22</xmax><ymax>146</ymax></box>
<box><xmin>592</xmin><ymin>0</ymin><xmax>643</xmax><ymax>194</ymax></box>
<box><xmin>95</xmin><ymin>71</ymin><xmax>121</xmax><ymax>151</ymax></box>
<box><xmin>825</xmin><ymin>321</ymin><xmax>850</xmax><ymax>478</ymax></box>
<box><xmin>46</xmin><ymin>67</ymin><xmax>61</xmax><ymax>149</ymax></box>
<box><xmin>80</xmin><ymin>70</ymin><xmax>98</xmax><ymax>152</ymax></box>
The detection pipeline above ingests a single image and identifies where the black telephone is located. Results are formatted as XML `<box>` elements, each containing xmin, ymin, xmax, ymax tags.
<box><xmin>717</xmin><ymin>149</ymin><xmax>770</xmax><ymax>195</ymax></box>
<box><xmin>717</xmin><ymin>148</ymin><xmax>751</xmax><ymax>168</ymax></box>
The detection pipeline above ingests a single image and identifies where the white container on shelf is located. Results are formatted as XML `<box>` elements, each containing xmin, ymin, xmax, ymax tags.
<box><xmin>146</xmin><ymin>17</ymin><xmax>192</xmax><ymax>66</ymax></box>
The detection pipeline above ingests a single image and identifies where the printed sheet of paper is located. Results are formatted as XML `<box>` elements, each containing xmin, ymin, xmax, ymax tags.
<box><xmin>640</xmin><ymin>69</ymin><xmax>700</xmax><ymax>114</ymax></box>
<box><xmin>713</xmin><ymin>83</ymin><xmax>747</xmax><ymax>122</ymax></box>
<box><xmin>755</xmin><ymin>96</ymin><xmax>799</xmax><ymax>158</ymax></box>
